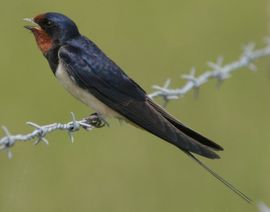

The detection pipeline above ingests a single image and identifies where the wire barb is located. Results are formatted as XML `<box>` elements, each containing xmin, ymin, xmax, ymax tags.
<box><xmin>67</xmin><ymin>112</ymin><xmax>80</xmax><ymax>143</ymax></box>
<box><xmin>1</xmin><ymin>126</ymin><xmax>14</xmax><ymax>159</ymax></box>
<box><xmin>26</xmin><ymin>122</ymin><xmax>49</xmax><ymax>145</ymax></box>
<box><xmin>182</xmin><ymin>67</ymin><xmax>200</xmax><ymax>98</ymax></box>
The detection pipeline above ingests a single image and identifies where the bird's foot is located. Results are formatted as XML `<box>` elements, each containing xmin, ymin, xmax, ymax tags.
<box><xmin>84</xmin><ymin>112</ymin><xmax>109</xmax><ymax>129</ymax></box>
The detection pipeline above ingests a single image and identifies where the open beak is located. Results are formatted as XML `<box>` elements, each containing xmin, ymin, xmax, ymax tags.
<box><xmin>23</xmin><ymin>18</ymin><xmax>40</xmax><ymax>31</ymax></box>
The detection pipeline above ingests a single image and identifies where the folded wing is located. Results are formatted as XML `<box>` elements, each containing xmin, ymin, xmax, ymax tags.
<box><xmin>58</xmin><ymin>43</ymin><xmax>222</xmax><ymax>159</ymax></box>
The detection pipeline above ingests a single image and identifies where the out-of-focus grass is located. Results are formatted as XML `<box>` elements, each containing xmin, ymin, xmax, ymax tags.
<box><xmin>0</xmin><ymin>0</ymin><xmax>269</xmax><ymax>212</ymax></box>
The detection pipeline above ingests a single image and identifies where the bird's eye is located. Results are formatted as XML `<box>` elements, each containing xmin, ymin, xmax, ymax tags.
<box><xmin>44</xmin><ymin>19</ymin><xmax>53</xmax><ymax>27</ymax></box>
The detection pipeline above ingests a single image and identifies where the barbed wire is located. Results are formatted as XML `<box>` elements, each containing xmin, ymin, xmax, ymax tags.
<box><xmin>1</xmin><ymin>40</ymin><xmax>270</xmax><ymax>158</ymax></box>
<box><xmin>0</xmin><ymin>113</ymin><xmax>104</xmax><ymax>158</ymax></box>
<box><xmin>148</xmin><ymin>40</ymin><xmax>270</xmax><ymax>105</ymax></box>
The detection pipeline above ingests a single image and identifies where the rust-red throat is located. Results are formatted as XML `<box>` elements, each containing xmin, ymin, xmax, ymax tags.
<box><xmin>31</xmin><ymin>14</ymin><xmax>53</xmax><ymax>54</ymax></box>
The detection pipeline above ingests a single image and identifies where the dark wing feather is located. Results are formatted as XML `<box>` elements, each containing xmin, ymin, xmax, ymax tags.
<box><xmin>58</xmin><ymin>43</ymin><xmax>220</xmax><ymax>158</ymax></box>
<box><xmin>147</xmin><ymin>98</ymin><xmax>223</xmax><ymax>151</ymax></box>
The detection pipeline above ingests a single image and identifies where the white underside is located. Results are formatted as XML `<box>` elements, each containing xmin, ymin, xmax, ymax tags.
<box><xmin>55</xmin><ymin>62</ymin><xmax>122</xmax><ymax>118</ymax></box>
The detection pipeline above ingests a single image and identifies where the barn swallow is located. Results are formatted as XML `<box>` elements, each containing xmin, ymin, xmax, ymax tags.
<box><xmin>24</xmin><ymin>12</ymin><xmax>251</xmax><ymax>202</ymax></box>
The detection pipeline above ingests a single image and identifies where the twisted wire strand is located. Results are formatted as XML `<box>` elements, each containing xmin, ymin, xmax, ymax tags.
<box><xmin>149</xmin><ymin>42</ymin><xmax>270</xmax><ymax>104</ymax></box>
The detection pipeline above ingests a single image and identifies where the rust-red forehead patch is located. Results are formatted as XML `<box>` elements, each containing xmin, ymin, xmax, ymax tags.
<box><xmin>34</xmin><ymin>13</ymin><xmax>46</xmax><ymax>23</ymax></box>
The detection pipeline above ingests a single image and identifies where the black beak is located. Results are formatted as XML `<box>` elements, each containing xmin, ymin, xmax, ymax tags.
<box><xmin>24</xmin><ymin>25</ymin><xmax>34</xmax><ymax>31</ymax></box>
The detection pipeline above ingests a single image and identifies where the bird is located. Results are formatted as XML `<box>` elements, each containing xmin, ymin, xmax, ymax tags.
<box><xmin>24</xmin><ymin>12</ymin><xmax>251</xmax><ymax>202</ymax></box>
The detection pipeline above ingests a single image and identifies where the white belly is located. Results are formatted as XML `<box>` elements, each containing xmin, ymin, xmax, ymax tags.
<box><xmin>55</xmin><ymin>62</ymin><xmax>121</xmax><ymax>118</ymax></box>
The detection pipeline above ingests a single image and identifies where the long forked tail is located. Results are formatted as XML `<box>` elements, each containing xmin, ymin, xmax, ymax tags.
<box><xmin>185</xmin><ymin>152</ymin><xmax>252</xmax><ymax>203</ymax></box>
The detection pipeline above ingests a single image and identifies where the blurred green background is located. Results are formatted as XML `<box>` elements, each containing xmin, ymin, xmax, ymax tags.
<box><xmin>0</xmin><ymin>0</ymin><xmax>269</xmax><ymax>211</ymax></box>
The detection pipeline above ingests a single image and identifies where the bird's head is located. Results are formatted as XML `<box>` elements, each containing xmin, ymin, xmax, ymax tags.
<box><xmin>24</xmin><ymin>12</ymin><xmax>80</xmax><ymax>53</ymax></box>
